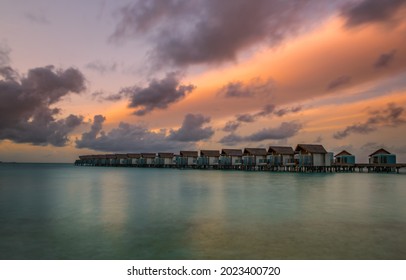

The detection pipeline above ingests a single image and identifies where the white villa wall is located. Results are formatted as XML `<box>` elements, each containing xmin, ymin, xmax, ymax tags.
<box><xmin>232</xmin><ymin>156</ymin><xmax>242</xmax><ymax>165</ymax></box>
<box><xmin>187</xmin><ymin>157</ymin><xmax>196</xmax><ymax>165</ymax></box>
<box><xmin>209</xmin><ymin>157</ymin><xmax>219</xmax><ymax>165</ymax></box>
<box><xmin>282</xmin><ymin>155</ymin><xmax>294</xmax><ymax>165</ymax></box>
<box><xmin>313</xmin><ymin>154</ymin><xmax>325</xmax><ymax>166</ymax></box>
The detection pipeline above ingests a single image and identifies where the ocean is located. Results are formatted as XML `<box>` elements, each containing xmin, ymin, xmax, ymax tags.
<box><xmin>0</xmin><ymin>163</ymin><xmax>405</xmax><ymax>260</ymax></box>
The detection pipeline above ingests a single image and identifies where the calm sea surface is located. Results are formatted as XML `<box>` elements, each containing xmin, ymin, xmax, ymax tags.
<box><xmin>0</xmin><ymin>163</ymin><xmax>405</xmax><ymax>259</ymax></box>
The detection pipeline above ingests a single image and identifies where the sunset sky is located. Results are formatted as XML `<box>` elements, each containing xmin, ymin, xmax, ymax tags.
<box><xmin>1</xmin><ymin>0</ymin><xmax>406</xmax><ymax>163</ymax></box>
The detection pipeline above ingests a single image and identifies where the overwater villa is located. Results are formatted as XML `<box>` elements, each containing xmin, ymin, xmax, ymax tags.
<box><xmin>139</xmin><ymin>153</ymin><xmax>156</xmax><ymax>167</ymax></box>
<box><xmin>115</xmin><ymin>154</ymin><xmax>128</xmax><ymax>166</ymax></box>
<box><xmin>74</xmin><ymin>144</ymin><xmax>405</xmax><ymax>173</ymax></box>
<box><xmin>369</xmin><ymin>148</ymin><xmax>396</xmax><ymax>164</ymax></box>
<box><xmin>199</xmin><ymin>150</ymin><xmax>220</xmax><ymax>167</ymax></box>
<box><xmin>267</xmin><ymin>146</ymin><xmax>295</xmax><ymax>166</ymax></box>
<box><xmin>220</xmin><ymin>149</ymin><xmax>243</xmax><ymax>167</ymax></box>
<box><xmin>294</xmin><ymin>144</ymin><xmax>333</xmax><ymax>167</ymax></box>
<box><xmin>243</xmin><ymin>148</ymin><xmax>268</xmax><ymax>167</ymax></box>
<box><xmin>335</xmin><ymin>150</ymin><xmax>355</xmax><ymax>165</ymax></box>
<box><xmin>178</xmin><ymin>151</ymin><xmax>198</xmax><ymax>167</ymax></box>
<box><xmin>156</xmin><ymin>153</ymin><xmax>175</xmax><ymax>167</ymax></box>
<box><xmin>127</xmin><ymin>153</ymin><xmax>140</xmax><ymax>166</ymax></box>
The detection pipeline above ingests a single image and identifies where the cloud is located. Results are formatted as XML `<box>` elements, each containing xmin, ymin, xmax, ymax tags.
<box><xmin>120</xmin><ymin>72</ymin><xmax>196</xmax><ymax>116</ymax></box>
<box><xmin>245</xmin><ymin>122</ymin><xmax>302</xmax><ymax>141</ymax></box>
<box><xmin>76</xmin><ymin>115</ymin><xmax>106</xmax><ymax>147</ymax></box>
<box><xmin>111</xmin><ymin>0</ymin><xmax>338</xmax><ymax>67</ymax></box>
<box><xmin>333</xmin><ymin>103</ymin><xmax>406</xmax><ymax>139</ymax></box>
<box><xmin>314</xmin><ymin>135</ymin><xmax>323</xmax><ymax>143</ymax></box>
<box><xmin>168</xmin><ymin>113</ymin><xmax>214</xmax><ymax>142</ymax></box>
<box><xmin>374</xmin><ymin>50</ymin><xmax>396</xmax><ymax>68</ymax></box>
<box><xmin>218</xmin><ymin>133</ymin><xmax>244</xmax><ymax>145</ymax></box>
<box><xmin>326</xmin><ymin>75</ymin><xmax>351</xmax><ymax>91</ymax></box>
<box><xmin>236</xmin><ymin>114</ymin><xmax>256</xmax><ymax>123</ymax></box>
<box><xmin>85</xmin><ymin>60</ymin><xmax>117</xmax><ymax>74</ymax></box>
<box><xmin>274</xmin><ymin>105</ymin><xmax>302</xmax><ymax>117</ymax></box>
<box><xmin>0</xmin><ymin>43</ymin><xmax>10</xmax><ymax>67</ymax></box>
<box><xmin>225</xmin><ymin>103</ymin><xmax>301</xmax><ymax>131</ymax></box>
<box><xmin>76</xmin><ymin>114</ymin><xmax>211</xmax><ymax>152</ymax></box>
<box><xmin>222</xmin><ymin>121</ymin><xmax>241</xmax><ymax>132</ymax></box>
<box><xmin>76</xmin><ymin>115</ymin><xmax>185</xmax><ymax>152</ymax></box>
<box><xmin>25</xmin><ymin>12</ymin><xmax>50</xmax><ymax>25</ymax></box>
<box><xmin>219</xmin><ymin>121</ymin><xmax>302</xmax><ymax>144</ymax></box>
<box><xmin>341</xmin><ymin>0</ymin><xmax>406</xmax><ymax>28</ymax></box>
<box><xmin>218</xmin><ymin>78</ymin><xmax>274</xmax><ymax>98</ymax></box>
<box><xmin>0</xmin><ymin>65</ymin><xmax>86</xmax><ymax>146</ymax></box>
<box><xmin>256</xmin><ymin>104</ymin><xmax>277</xmax><ymax>117</ymax></box>
<box><xmin>236</xmin><ymin>103</ymin><xmax>276</xmax><ymax>123</ymax></box>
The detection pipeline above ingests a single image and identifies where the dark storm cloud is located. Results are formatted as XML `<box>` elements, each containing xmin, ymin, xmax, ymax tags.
<box><xmin>75</xmin><ymin>115</ymin><xmax>184</xmax><ymax>152</ymax></box>
<box><xmin>120</xmin><ymin>72</ymin><xmax>196</xmax><ymax>116</ymax></box>
<box><xmin>342</xmin><ymin>0</ymin><xmax>406</xmax><ymax>28</ymax></box>
<box><xmin>333</xmin><ymin>103</ymin><xmax>406</xmax><ymax>139</ymax></box>
<box><xmin>0</xmin><ymin>65</ymin><xmax>86</xmax><ymax>146</ymax></box>
<box><xmin>111</xmin><ymin>0</ymin><xmax>338</xmax><ymax>67</ymax></box>
<box><xmin>326</xmin><ymin>75</ymin><xmax>351</xmax><ymax>91</ymax></box>
<box><xmin>85</xmin><ymin>60</ymin><xmax>117</xmax><ymax>74</ymax></box>
<box><xmin>168</xmin><ymin>114</ymin><xmax>214</xmax><ymax>142</ymax></box>
<box><xmin>219</xmin><ymin>121</ymin><xmax>302</xmax><ymax>144</ymax></box>
<box><xmin>218</xmin><ymin>78</ymin><xmax>274</xmax><ymax>98</ymax></box>
<box><xmin>374</xmin><ymin>50</ymin><xmax>397</xmax><ymax>68</ymax></box>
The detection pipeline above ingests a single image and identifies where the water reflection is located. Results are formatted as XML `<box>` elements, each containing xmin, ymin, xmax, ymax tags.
<box><xmin>0</xmin><ymin>164</ymin><xmax>405</xmax><ymax>259</ymax></box>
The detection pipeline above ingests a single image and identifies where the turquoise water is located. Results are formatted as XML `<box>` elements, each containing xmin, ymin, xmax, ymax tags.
<box><xmin>0</xmin><ymin>163</ymin><xmax>405</xmax><ymax>259</ymax></box>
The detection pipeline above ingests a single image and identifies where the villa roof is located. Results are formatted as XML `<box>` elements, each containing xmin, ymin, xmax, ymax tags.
<box><xmin>180</xmin><ymin>151</ymin><xmax>198</xmax><ymax>157</ymax></box>
<box><xmin>335</xmin><ymin>150</ymin><xmax>353</xmax><ymax>157</ymax></box>
<box><xmin>79</xmin><ymin>155</ymin><xmax>90</xmax><ymax>160</ymax></box>
<box><xmin>369</xmin><ymin>148</ymin><xmax>391</xmax><ymax>157</ymax></box>
<box><xmin>141</xmin><ymin>153</ymin><xmax>156</xmax><ymax>158</ymax></box>
<box><xmin>268</xmin><ymin>146</ymin><xmax>294</xmax><ymax>155</ymax></box>
<box><xmin>221</xmin><ymin>149</ymin><xmax>243</xmax><ymax>156</ymax></box>
<box><xmin>115</xmin><ymin>154</ymin><xmax>128</xmax><ymax>159</ymax></box>
<box><xmin>243</xmin><ymin>148</ymin><xmax>267</xmax><ymax>156</ymax></box>
<box><xmin>200</xmin><ymin>150</ymin><xmax>220</xmax><ymax>157</ymax></box>
<box><xmin>158</xmin><ymin>152</ymin><xmax>174</xmax><ymax>158</ymax></box>
<box><xmin>295</xmin><ymin>144</ymin><xmax>327</xmax><ymax>154</ymax></box>
<box><xmin>127</xmin><ymin>153</ymin><xmax>140</xmax><ymax>158</ymax></box>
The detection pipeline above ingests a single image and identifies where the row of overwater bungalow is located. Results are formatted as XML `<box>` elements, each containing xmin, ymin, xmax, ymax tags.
<box><xmin>75</xmin><ymin>144</ymin><xmax>398</xmax><ymax>171</ymax></box>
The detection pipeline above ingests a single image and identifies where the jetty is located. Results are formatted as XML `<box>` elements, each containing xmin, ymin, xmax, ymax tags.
<box><xmin>74</xmin><ymin>144</ymin><xmax>406</xmax><ymax>173</ymax></box>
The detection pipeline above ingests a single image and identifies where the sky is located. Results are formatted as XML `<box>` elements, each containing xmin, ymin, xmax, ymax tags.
<box><xmin>1</xmin><ymin>0</ymin><xmax>406</xmax><ymax>163</ymax></box>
